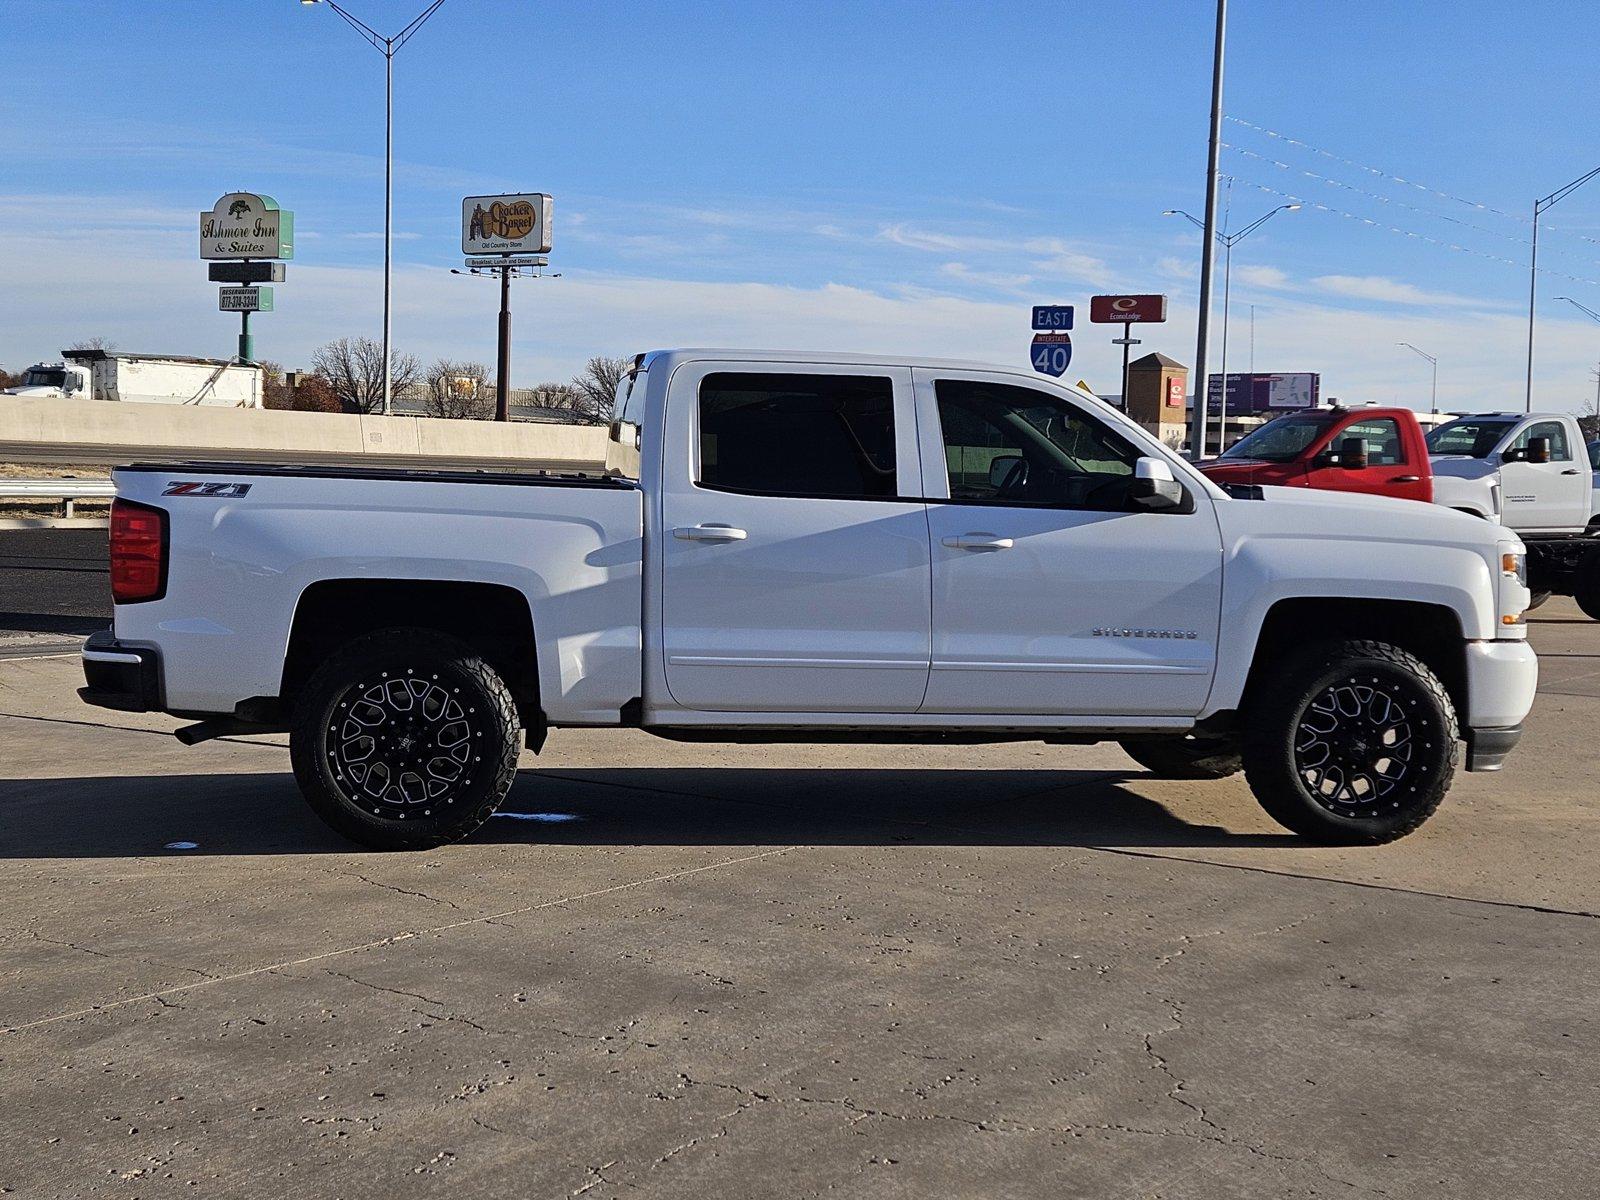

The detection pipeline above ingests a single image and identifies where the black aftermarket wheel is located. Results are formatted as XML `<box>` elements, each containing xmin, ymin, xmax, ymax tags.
<box><xmin>1243</xmin><ymin>639</ymin><xmax>1458</xmax><ymax>844</ymax></box>
<box><xmin>290</xmin><ymin>629</ymin><xmax>521</xmax><ymax>850</ymax></box>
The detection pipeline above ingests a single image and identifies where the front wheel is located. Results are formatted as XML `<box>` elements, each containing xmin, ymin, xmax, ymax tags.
<box><xmin>290</xmin><ymin>628</ymin><xmax>522</xmax><ymax>850</ymax></box>
<box><xmin>1242</xmin><ymin>639</ymin><xmax>1458</xmax><ymax>844</ymax></box>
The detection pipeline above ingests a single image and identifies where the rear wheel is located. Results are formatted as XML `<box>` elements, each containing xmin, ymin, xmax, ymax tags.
<box><xmin>290</xmin><ymin>628</ymin><xmax>521</xmax><ymax>850</ymax></box>
<box><xmin>1526</xmin><ymin>590</ymin><xmax>1551</xmax><ymax>611</ymax></box>
<box><xmin>1242</xmin><ymin>639</ymin><xmax>1457</xmax><ymax>844</ymax></box>
<box><xmin>1119</xmin><ymin>734</ymin><xmax>1242</xmax><ymax>779</ymax></box>
<box><xmin>1574</xmin><ymin>557</ymin><xmax>1600</xmax><ymax>621</ymax></box>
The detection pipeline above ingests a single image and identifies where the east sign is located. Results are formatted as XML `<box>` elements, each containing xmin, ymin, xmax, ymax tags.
<box><xmin>200</xmin><ymin>193</ymin><xmax>294</xmax><ymax>260</ymax></box>
<box><xmin>462</xmin><ymin>193</ymin><xmax>554</xmax><ymax>256</ymax></box>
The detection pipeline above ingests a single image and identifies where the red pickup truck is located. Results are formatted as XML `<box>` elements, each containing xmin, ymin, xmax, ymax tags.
<box><xmin>1198</xmin><ymin>406</ymin><xmax>1432</xmax><ymax>503</ymax></box>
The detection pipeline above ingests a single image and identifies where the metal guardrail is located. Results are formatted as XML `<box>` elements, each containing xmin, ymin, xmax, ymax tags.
<box><xmin>0</xmin><ymin>479</ymin><xmax>116</xmax><ymax>517</ymax></box>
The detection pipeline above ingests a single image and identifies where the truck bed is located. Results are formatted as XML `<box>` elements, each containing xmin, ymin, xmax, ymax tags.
<box><xmin>109</xmin><ymin>461</ymin><xmax>644</xmax><ymax>724</ymax></box>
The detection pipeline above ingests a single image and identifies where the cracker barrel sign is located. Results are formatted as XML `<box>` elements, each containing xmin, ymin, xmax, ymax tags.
<box><xmin>199</xmin><ymin>192</ymin><xmax>294</xmax><ymax>260</ymax></box>
<box><xmin>462</xmin><ymin>193</ymin><xmax>553</xmax><ymax>256</ymax></box>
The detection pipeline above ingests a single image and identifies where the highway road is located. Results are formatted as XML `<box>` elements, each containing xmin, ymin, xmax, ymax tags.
<box><xmin>0</xmin><ymin>528</ymin><xmax>110</xmax><ymax>655</ymax></box>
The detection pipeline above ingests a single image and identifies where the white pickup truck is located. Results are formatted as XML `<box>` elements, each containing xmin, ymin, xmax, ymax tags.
<box><xmin>1426</xmin><ymin>411</ymin><xmax>1600</xmax><ymax>618</ymax></box>
<box><xmin>81</xmin><ymin>349</ymin><xmax>1538</xmax><ymax>850</ymax></box>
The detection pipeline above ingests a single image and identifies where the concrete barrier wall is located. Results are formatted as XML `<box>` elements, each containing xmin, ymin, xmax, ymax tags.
<box><xmin>0</xmin><ymin>396</ymin><xmax>612</xmax><ymax>474</ymax></box>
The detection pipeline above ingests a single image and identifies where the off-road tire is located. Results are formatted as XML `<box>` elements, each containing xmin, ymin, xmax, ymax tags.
<box><xmin>1119</xmin><ymin>734</ymin><xmax>1243</xmax><ymax>779</ymax></box>
<box><xmin>1574</xmin><ymin>563</ymin><xmax>1600</xmax><ymax>622</ymax></box>
<box><xmin>290</xmin><ymin>628</ymin><xmax>521</xmax><ymax>850</ymax></box>
<box><xmin>1242</xmin><ymin>639</ymin><xmax>1458</xmax><ymax>844</ymax></box>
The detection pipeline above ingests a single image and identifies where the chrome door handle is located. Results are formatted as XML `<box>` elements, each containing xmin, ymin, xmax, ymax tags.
<box><xmin>942</xmin><ymin>533</ymin><xmax>1014</xmax><ymax>550</ymax></box>
<box><xmin>1390</xmin><ymin>475</ymin><xmax>1422</xmax><ymax>484</ymax></box>
<box><xmin>673</xmin><ymin>524</ymin><xmax>748</xmax><ymax>542</ymax></box>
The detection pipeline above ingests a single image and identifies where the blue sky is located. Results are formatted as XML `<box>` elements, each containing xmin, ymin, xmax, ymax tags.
<box><xmin>4</xmin><ymin>0</ymin><xmax>1600</xmax><ymax>411</ymax></box>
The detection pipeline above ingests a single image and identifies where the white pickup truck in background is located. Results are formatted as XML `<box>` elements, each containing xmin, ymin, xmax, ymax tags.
<box><xmin>81</xmin><ymin>349</ymin><xmax>1538</xmax><ymax>850</ymax></box>
<box><xmin>1426</xmin><ymin>411</ymin><xmax>1600</xmax><ymax>618</ymax></box>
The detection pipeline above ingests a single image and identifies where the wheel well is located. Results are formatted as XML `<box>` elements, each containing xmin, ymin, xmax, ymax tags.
<box><xmin>281</xmin><ymin>579</ymin><xmax>540</xmax><ymax>724</ymax></box>
<box><xmin>1242</xmin><ymin>598</ymin><xmax>1467</xmax><ymax>719</ymax></box>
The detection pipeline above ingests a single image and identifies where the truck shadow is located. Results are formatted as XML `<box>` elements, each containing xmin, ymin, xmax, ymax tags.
<box><xmin>0</xmin><ymin>766</ymin><xmax>1291</xmax><ymax>857</ymax></box>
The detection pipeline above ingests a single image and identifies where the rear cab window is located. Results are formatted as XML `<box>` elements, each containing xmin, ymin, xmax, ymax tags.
<box><xmin>696</xmin><ymin>372</ymin><xmax>897</xmax><ymax>499</ymax></box>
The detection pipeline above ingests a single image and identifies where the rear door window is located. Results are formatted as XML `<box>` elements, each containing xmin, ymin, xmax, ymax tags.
<box><xmin>697</xmin><ymin>373</ymin><xmax>897</xmax><ymax>499</ymax></box>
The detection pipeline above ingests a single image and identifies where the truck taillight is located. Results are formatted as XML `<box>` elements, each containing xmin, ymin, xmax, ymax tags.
<box><xmin>109</xmin><ymin>498</ymin><xmax>168</xmax><ymax>603</ymax></box>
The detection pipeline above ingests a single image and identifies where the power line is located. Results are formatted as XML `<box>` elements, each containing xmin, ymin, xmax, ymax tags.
<box><xmin>1227</xmin><ymin>177</ymin><xmax>1600</xmax><ymax>289</ymax></box>
<box><xmin>1223</xmin><ymin>142</ymin><xmax>1549</xmax><ymax>253</ymax></box>
<box><xmin>1225</xmin><ymin>116</ymin><xmax>1600</xmax><ymax>249</ymax></box>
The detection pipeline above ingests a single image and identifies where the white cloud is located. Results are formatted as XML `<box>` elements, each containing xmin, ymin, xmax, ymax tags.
<box><xmin>1312</xmin><ymin>274</ymin><xmax>1496</xmax><ymax>308</ymax></box>
<box><xmin>1233</xmin><ymin>265</ymin><xmax>1293</xmax><ymax>289</ymax></box>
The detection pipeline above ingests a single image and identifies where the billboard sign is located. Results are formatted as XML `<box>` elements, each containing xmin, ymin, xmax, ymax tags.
<box><xmin>462</xmin><ymin>193</ymin><xmax>553</xmax><ymax>255</ymax></box>
<box><xmin>1090</xmin><ymin>294</ymin><xmax>1167</xmax><ymax>323</ymax></box>
<box><xmin>200</xmin><ymin>193</ymin><xmax>294</xmax><ymax>260</ymax></box>
<box><xmin>1031</xmin><ymin>304</ymin><xmax>1074</xmax><ymax>330</ymax></box>
<box><xmin>1205</xmin><ymin>372</ymin><xmax>1321</xmax><ymax>413</ymax></box>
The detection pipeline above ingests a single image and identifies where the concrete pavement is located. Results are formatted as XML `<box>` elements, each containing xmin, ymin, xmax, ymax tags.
<box><xmin>0</xmin><ymin>605</ymin><xmax>1596</xmax><ymax>1197</ymax></box>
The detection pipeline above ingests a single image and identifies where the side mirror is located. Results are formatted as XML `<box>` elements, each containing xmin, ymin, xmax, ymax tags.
<box><xmin>1338</xmin><ymin>437</ymin><xmax>1369</xmax><ymax>469</ymax></box>
<box><xmin>988</xmin><ymin>454</ymin><xmax>1026</xmax><ymax>491</ymax></box>
<box><xmin>1130</xmin><ymin>456</ymin><xmax>1185</xmax><ymax>511</ymax></box>
<box><xmin>1501</xmin><ymin>446</ymin><xmax>1527</xmax><ymax>463</ymax></box>
<box><xmin>1527</xmin><ymin>435</ymin><xmax>1552</xmax><ymax>465</ymax></box>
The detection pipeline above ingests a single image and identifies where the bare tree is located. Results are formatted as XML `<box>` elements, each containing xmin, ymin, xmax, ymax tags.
<box><xmin>567</xmin><ymin>355</ymin><xmax>629</xmax><ymax>424</ymax></box>
<box><xmin>68</xmin><ymin>336</ymin><xmax>117</xmax><ymax>352</ymax></box>
<box><xmin>310</xmin><ymin>337</ymin><xmax>420</xmax><ymax>414</ymax></box>
<box><xmin>423</xmin><ymin>359</ymin><xmax>494</xmax><ymax>420</ymax></box>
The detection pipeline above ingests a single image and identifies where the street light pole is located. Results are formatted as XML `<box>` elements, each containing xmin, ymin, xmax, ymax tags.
<box><xmin>301</xmin><ymin>0</ymin><xmax>447</xmax><ymax>416</ymax></box>
<box><xmin>1397</xmin><ymin>342</ymin><xmax>1438</xmax><ymax>414</ymax></box>
<box><xmin>1190</xmin><ymin>0</ymin><xmax>1227</xmax><ymax>459</ymax></box>
<box><xmin>1525</xmin><ymin>164</ymin><xmax>1600</xmax><ymax>413</ymax></box>
<box><xmin>1165</xmin><ymin>203</ymin><xmax>1298</xmax><ymax>452</ymax></box>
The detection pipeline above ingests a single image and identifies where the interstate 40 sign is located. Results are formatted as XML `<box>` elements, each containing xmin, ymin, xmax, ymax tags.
<box><xmin>1031</xmin><ymin>332</ymin><xmax>1072</xmax><ymax>377</ymax></box>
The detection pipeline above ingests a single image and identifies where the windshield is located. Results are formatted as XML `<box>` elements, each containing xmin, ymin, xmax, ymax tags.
<box><xmin>1220</xmin><ymin>414</ymin><xmax>1333</xmax><ymax>463</ymax></box>
<box><xmin>1426</xmin><ymin>417</ymin><xmax>1514</xmax><ymax>457</ymax></box>
<box><xmin>21</xmin><ymin>368</ymin><xmax>67</xmax><ymax>388</ymax></box>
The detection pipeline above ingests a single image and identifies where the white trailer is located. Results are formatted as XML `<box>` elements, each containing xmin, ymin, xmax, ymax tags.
<box><xmin>2</xmin><ymin>350</ymin><xmax>263</xmax><ymax>408</ymax></box>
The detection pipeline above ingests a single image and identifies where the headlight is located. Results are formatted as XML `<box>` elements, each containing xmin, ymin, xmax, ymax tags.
<box><xmin>1499</xmin><ymin>545</ymin><xmax>1528</xmax><ymax>629</ymax></box>
<box><xmin>1502</xmin><ymin>551</ymin><xmax>1527</xmax><ymax>587</ymax></box>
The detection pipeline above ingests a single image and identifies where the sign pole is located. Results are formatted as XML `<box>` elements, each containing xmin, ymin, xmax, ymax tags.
<box><xmin>496</xmin><ymin>262</ymin><xmax>512</xmax><ymax>423</ymax></box>
<box><xmin>1119</xmin><ymin>323</ymin><xmax>1132</xmax><ymax>407</ymax></box>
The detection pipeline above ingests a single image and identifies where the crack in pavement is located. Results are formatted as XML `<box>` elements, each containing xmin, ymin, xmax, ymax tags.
<box><xmin>337</xmin><ymin>870</ymin><xmax>463</xmax><ymax>910</ymax></box>
<box><xmin>0</xmin><ymin>846</ymin><xmax>799</xmax><ymax>1036</ymax></box>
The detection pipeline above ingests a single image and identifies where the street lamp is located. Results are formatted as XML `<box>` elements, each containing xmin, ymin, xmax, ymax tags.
<box><xmin>1555</xmin><ymin>296</ymin><xmax>1600</xmax><ymax>325</ymax></box>
<box><xmin>1397</xmin><ymin>342</ymin><xmax>1438</xmax><ymax>414</ymax></box>
<box><xmin>300</xmin><ymin>0</ymin><xmax>448</xmax><ymax>416</ymax></box>
<box><xmin>1524</xmin><ymin>164</ymin><xmax>1600</xmax><ymax>413</ymax></box>
<box><xmin>1165</xmin><ymin>203</ymin><xmax>1299</xmax><ymax>452</ymax></box>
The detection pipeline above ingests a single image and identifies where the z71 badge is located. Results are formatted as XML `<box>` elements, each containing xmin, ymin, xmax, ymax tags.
<box><xmin>162</xmin><ymin>481</ymin><xmax>252</xmax><ymax>498</ymax></box>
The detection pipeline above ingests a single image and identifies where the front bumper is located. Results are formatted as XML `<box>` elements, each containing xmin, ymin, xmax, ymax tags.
<box><xmin>79</xmin><ymin>629</ymin><xmax>162</xmax><ymax>713</ymax></box>
<box><xmin>1462</xmin><ymin>639</ymin><xmax>1538</xmax><ymax>772</ymax></box>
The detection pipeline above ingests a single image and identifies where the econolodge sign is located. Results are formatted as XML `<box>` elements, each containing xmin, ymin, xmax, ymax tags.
<box><xmin>1090</xmin><ymin>294</ymin><xmax>1167</xmax><ymax>323</ymax></box>
<box><xmin>200</xmin><ymin>193</ymin><xmax>294</xmax><ymax>260</ymax></box>
<box><xmin>462</xmin><ymin>193</ymin><xmax>554</xmax><ymax>256</ymax></box>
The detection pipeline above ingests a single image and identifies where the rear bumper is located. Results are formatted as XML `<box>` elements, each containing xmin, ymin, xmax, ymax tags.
<box><xmin>78</xmin><ymin>629</ymin><xmax>162</xmax><ymax>713</ymax></box>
